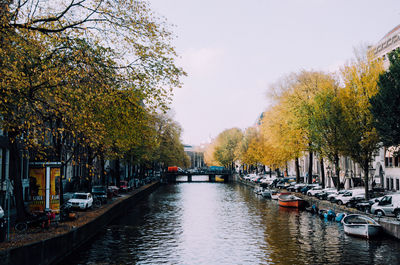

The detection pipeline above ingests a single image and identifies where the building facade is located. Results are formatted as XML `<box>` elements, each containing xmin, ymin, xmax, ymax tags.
<box><xmin>372</xmin><ymin>24</ymin><xmax>400</xmax><ymax>191</ymax></box>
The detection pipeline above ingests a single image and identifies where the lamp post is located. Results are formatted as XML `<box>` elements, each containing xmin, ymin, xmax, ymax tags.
<box><xmin>326</xmin><ymin>165</ymin><xmax>331</xmax><ymax>188</ymax></box>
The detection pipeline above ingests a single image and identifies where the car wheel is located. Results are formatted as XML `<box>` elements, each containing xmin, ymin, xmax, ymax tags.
<box><xmin>337</xmin><ymin>200</ymin><xmax>343</xmax><ymax>205</ymax></box>
<box><xmin>395</xmin><ymin>210</ymin><xmax>400</xmax><ymax>220</ymax></box>
<box><xmin>376</xmin><ymin>210</ymin><xmax>385</xmax><ymax>217</ymax></box>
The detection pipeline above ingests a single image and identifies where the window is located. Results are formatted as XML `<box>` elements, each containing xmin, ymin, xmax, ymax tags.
<box><xmin>395</xmin><ymin>157</ymin><xmax>399</xmax><ymax>167</ymax></box>
<box><xmin>389</xmin><ymin>157</ymin><xmax>393</xmax><ymax>167</ymax></box>
<box><xmin>385</xmin><ymin>157</ymin><xmax>389</xmax><ymax>167</ymax></box>
<box><xmin>397</xmin><ymin>179</ymin><xmax>399</xmax><ymax>191</ymax></box>
<box><xmin>391</xmin><ymin>178</ymin><xmax>394</xmax><ymax>190</ymax></box>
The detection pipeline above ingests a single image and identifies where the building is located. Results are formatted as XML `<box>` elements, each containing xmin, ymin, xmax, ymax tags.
<box><xmin>372</xmin><ymin>24</ymin><xmax>400</xmax><ymax>191</ymax></box>
<box><xmin>184</xmin><ymin>145</ymin><xmax>205</xmax><ymax>169</ymax></box>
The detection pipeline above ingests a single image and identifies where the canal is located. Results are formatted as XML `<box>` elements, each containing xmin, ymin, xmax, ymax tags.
<box><xmin>60</xmin><ymin>179</ymin><xmax>400</xmax><ymax>264</ymax></box>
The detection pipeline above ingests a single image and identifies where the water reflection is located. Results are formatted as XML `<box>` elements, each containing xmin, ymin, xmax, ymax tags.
<box><xmin>60</xmin><ymin>183</ymin><xmax>400</xmax><ymax>265</ymax></box>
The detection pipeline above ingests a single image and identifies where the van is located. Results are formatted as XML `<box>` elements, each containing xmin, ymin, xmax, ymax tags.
<box><xmin>335</xmin><ymin>189</ymin><xmax>365</xmax><ymax>205</ymax></box>
<box><xmin>370</xmin><ymin>193</ymin><xmax>400</xmax><ymax>217</ymax></box>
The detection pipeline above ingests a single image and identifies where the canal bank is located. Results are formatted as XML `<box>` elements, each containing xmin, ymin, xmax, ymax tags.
<box><xmin>0</xmin><ymin>182</ymin><xmax>160</xmax><ymax>265</ymax></box>
<box><xmin>235</xmin><ymin>175</ymin><xmax>400</xmax><ymax>240</ymax></box>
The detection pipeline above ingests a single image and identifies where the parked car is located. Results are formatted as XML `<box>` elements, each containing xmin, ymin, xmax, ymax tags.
<box><xmin>108</xmin><ymin>186</ymin><xmax>119</xmax><ymax>197</ymax></box>
<box><xmin>119</xmin><ymin>180</ymin><xmax>131</xmax><ymax>192</ymax></box>
<box><xmin>293</xmin><ymin>183</ymin><xmax>307</xmax><ymax>192</ymax></box>
<box><xmin>91</xmin><ymin>186</ymin><xmax>108</xmax><ymax>204</ymax></box>
<box><xmin>327</xmin><ymin>190</ymin><xmax>348</xmax><ymax>202</ymax></box>
<box><xmin>335</xmin><ymin>189</ymin><xmax>365</xmax><ymax>205</ymax></box>
<box><xmin>315</xmin><ymin>188</ymin><xmax>337</xmax><ymax>200</ymax></box>
<box><xmin>307</xmin><ymin>186</ymin><xmax>323</xmax><ymax>196</ymax></box>
<box><xmin>0</xmin><ymin>206</ymin><xmax>4</xmax><ymax>219</ymax></box>
<box><xmin>286</xmin><ymin>182</ymin><xmax>298</xmax><ymax>192</ymax></box>
<box><xmin>371</xmin><ymin>193</ymin><xmax>400</xmax><ymax>217</ymax></box>
<box><xmin>300</xmin><ymin>184</ymin><xmax>318</xmax><ymax>194</ymax></box>
<box><xmin>355</xmin><ymin>196</ymin><xmax>384</xmax><ymax>213</ymax></box>
<box><xmin>67</xmin><ymin>192</ymin><xmax>93</xmax><ymax>210</ymax></box>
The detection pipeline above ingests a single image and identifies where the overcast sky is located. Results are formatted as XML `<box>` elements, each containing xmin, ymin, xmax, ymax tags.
<box><xmin>149</xmin><ymin>0</ymin><xmax>400</xmax><ymax>146</ymax></box>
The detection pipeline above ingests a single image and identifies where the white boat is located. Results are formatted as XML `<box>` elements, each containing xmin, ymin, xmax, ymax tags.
<box><xmin>342</xmin><ymin>214</ymin><xmax>381</xmax><ymax>239</ymax></box>
<box><xmin>271</xmin><ymin>190</ymin><xmax>279</xmax><ymax>200</ymax></box>
<box><xmin>261</xmin><ymin>189</ymin><xmax>272</xmax><ymax>198</ymax></box>
<box><xmin>254</xmin><ymin>186</ymin><xmax>263</xmax><ymax>195</ymax></box>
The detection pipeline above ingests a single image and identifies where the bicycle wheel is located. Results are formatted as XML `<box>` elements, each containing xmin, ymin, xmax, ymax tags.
<box><xmin>93</xmin><ymin>199</ymin><xmax>101</xmax><ymax>208</ymax></box>
<box><xmin>15</xmin><ymin>222</ymin><xmax>28</xmax><ymax>232</ymax></box>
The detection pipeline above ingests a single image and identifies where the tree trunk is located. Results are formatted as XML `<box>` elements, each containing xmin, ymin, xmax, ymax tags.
<box><xmin>334</xmin><ymin>153</ymin><xmax>340</xmax><ymax>191</ymax></box>
<box><xmin>320</xmin><ymin>157</ymin><xmax>325</xmax><ymax>189</ymax></box>
<box><xmin>100</xmin><ymin>154</ymin><xmax>105</xmax><ymax>186</ymax></box>
<box><xmin>8</xmin><ymin>133</ymin><xmax>27</xmax><ymax>221</ymax></box>
<box><xmin>364</xmin><ymin>158</ymin><xmax>370</xmax><ymax>199</ymax></box>
<box><xmin>295</xmin><ymin>157</ymin><xmax>300</xmax><ymax>183</ymax></box>
<box><xmin>115</xmin><ymin>159</ymin><xmax>120</xmax><ymax>187</ymax></box>
<box><xmin>308</xmin><ymin>149</ymin><xmax>313</xmax><ymax>184</ymax></box>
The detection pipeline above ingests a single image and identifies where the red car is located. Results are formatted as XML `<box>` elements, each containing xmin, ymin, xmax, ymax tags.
<box><xmin>119</xmin><ymin>181</ymin><xmax>131</xmax><ymax>192</ymax></box>
<box><xmin>107</xmin><ymin>186</ymin><xmax>119</xmax><ymax>197</ymax></box>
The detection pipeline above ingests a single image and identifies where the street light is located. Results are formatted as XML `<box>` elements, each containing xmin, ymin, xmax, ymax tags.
<box><xmin>326</xmin><ymin>165</ymin><xmax>331</xmax><ymax>187</ymax></box>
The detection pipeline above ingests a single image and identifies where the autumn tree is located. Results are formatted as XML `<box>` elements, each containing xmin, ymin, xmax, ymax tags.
<box><xmin>307</xmin><ymin>76</ymin><xmax>349</xmax><ymax>190</ymax></box>
<box><xmin>0</xmin><ymin>1</ymin><xmax>185</xmax><ymax>219</ymax></box>
<box><xmin>236</xmin><ymin>127</ymin><xmax>260</xmax><ymax>170</ymax></box>
<box><xmin>204</xmin><ymin>141</ymin><xmax>219</xmax><ymax>167</ymax></box>
<box><xmin>340</xmin><ymin>49</ymin><xmax>384</xmax><ymax>198</ymax></box>
<box><xmin>260</xmin><ymin>104</ymin><xmax>305</xmax><ymax>181</ymax></box>
<box><xmin>213</xmin><ymin>128</ymin><xmax>243</xmax><ymax>169</ymax></box>
<box><xmin>153</xmin><ymin>114</ymin><xmax>190</xmax><ymax>169</ymax></box>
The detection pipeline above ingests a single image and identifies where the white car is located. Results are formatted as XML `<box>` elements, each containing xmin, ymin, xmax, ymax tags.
<box><xmin>371</xmin><ymin>193</ymin><xmax>400</xmax><ymax>217</ymax></box>
<box><xmin>307</xmin><ymin>186</ymin><xmax>323</xmax><ymax>196</ymax></box>
<box><xmin>0</xmin><ymin>206</ymin><xmax>4</xmax><ymax>219</ymax></box>
<box><xmin>327</xmin><ymin>190</ymin><xmax>348</xmax><ymax>202</ymax></box>
<box><xmin>335</xmin><ymin>189</ymin><xmax>365</xmax><ymax>205</ymax></box>
<box><xmin>68</xmin><ymin>192</ymin><xmax>93</xmax><ymax>210</ymax></box>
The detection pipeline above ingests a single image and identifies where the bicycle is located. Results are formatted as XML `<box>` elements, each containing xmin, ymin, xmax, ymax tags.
<box><xmin>92</xmin><ymin>196</ymin><xmax>102</xmax><ymax>209</ymax></box>
<box><xmin>59</xmin><ymin>203</ymin><xmax>79</xmax><ymax>222</ymax></box>
<box><xmin>14</xmin><ymin>209</ymin><xmax>56</xmax><ymax>233</ymax></box>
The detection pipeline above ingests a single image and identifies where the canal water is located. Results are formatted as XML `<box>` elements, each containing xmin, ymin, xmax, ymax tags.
<box><xmin>61</xmin><ymin>179</ymin><xmax>400</xmax><ymax>265</ymax></box>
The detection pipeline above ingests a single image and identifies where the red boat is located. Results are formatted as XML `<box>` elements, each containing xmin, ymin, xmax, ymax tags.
<box><xmin>278</xmin><ymin>194</ymin><xmax>307</xmax><ymax>208</ymax></box>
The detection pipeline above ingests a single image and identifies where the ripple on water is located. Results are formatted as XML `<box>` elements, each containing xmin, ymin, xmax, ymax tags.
<box><xmin>60</xmin><ymin>183</ymin><xmax>400</xmax><ymax>265</ymax></box>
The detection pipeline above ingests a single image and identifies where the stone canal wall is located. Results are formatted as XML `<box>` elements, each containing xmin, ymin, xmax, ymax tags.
<box><xmin>235</xmin><ymin>177</ymin><xmax>400</xmax><ymax>240</ymax></box>
<box><xmin>0</xmin><ymin>182</ymin><xmax>160</xmax><ymax>265</ymax></box>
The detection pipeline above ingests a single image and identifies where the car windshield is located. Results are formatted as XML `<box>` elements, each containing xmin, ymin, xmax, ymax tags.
<box><xmin>72</xmin><ymin>194</ymin><xmax>87</xmax><ymax>199</ymax></box>
<box><xmin>92</xmin><ymin>187</ymin><xmax>105</xmax><ymax>192</ymax></box>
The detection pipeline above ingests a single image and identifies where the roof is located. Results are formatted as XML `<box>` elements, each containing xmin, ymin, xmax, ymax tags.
<box><xmin>379</xmin><ymin>24</ymin><xmax>400</xmax><ymax>43</ymax></box>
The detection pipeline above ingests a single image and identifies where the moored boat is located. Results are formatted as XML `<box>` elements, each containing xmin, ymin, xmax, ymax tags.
<box><xmin>278</xmin><ymin>194</ymin><xmax>307</xmax><ymax>208</ymax></box>
<box><xmin>342</xmin><ymin>214</ymin><xmax>381</xmax><ymax>239</ymax></box>
<box><xmin>271</xmin><ymin>190</ymin><xmax>279</xmax><ymax>200</ymax></box>
<box><xmin>261</xmin><ymin>189</ymin><xmax>272</xmax><ymax>198</ymax></box>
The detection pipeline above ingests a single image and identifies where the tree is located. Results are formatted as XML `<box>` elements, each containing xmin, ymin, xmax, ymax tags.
<box><xmin>308</xmin><ymin>76</ymin><xmax>349</xmax><ymax>190</ymax></box>
<box><xmin>260</xmin><ymin>104</ymin><xmax>305</xmax><ymax>179</ymax></box>
<box><xmin>0</xmin><ymin>1</ymin><xmax>185</xmax><ymax>219</ymax></box>
<box><xmin>236</xmin><ymin>127</ymin><xmax>260</xmax><ymax>167</ymax></box>
<box><xmin>213</xmin><ymin>128</ymin><xmax>243</xmax><ymax>169</ymax></box>
<box><xmin>154</xmin><ymin>114</ymin><xmax>190</xmax><ymax>169</ymax></box>
<box><xmin>340</xmin><ymin>49</ymin><xmax>384</xmax><ymax>198</ymax></box>
<box><xmin>370</xmin><ymin>48</ymin><xmax>400</xmax><ymax>148</ymax></box>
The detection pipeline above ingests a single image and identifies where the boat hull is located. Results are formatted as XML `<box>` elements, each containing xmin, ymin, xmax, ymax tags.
<box><xmin>343</xmin><ymin>224</ymin><xmax>381</xmax><ymax>238</ymax></box>
<box><xmin>342</xmin><ymin>214</ymin><xmax>382</xmax><ymax>239</ymax></box>
<box><xmin>261</xmin><ymin>190</ymin><xmax>272</xmax><ymax>198</ymax></box>
<box><xmin>278</xmin><ymin>195</ymin><xmax>307</xmax><ymax>208</ymax></box>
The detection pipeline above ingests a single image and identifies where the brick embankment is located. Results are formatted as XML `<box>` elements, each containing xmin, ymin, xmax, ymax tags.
<box><xmin>0</xmin><ymin>181</ymin><xmax>160</xmax><ymax>265</ymax></box>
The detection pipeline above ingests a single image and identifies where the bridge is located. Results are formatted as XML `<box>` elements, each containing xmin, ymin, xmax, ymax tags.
<box><xmin>163</xmin><ymin>170</ymin><xmax>233</xmax><ymax>183</ymax></box>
